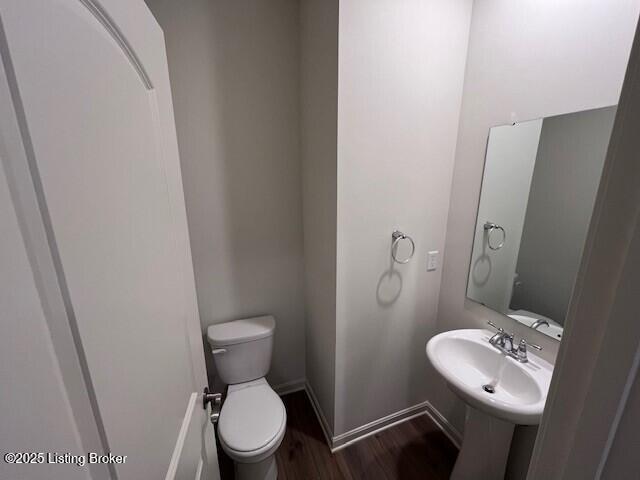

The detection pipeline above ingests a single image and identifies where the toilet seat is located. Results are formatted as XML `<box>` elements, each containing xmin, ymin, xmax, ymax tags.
<box><xmin>218</xmin><ymin>378</ymin><xmax>286</xmax><ymax>463</ymax></box>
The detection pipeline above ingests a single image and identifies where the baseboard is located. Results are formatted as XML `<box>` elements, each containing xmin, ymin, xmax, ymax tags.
<box><xmin>423</xmin><ymin>401</ymin><xmax>462</xmax><ymax>449</ymax></box>
<box><xmin>331</xmin><ymin>400</ymin><xmax>462</xmax><ymax>452</ymax></box>
<box><xmin>273</xmin><ymin>378</ymin><xmax>306</xmax><ymax>396</ymax></box>
<box><xmin>303</xmin><ymin>381</ymin><xmax>335</xmax><ymax>448</ymax></box>
<box><xmin>283</xmin><ymin>378</ymin><xmax>462</xmax><ymax>454</ymax></box>
<box><xmin>330</xmin><ymin>400</ymin><xmax>423</xmax><ymax>451</ymax></box>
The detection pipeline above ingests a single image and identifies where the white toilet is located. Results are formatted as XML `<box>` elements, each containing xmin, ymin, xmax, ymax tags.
<box><xmin>207</xmin><ymin>315</ymin><xmax>286</xmax><ymax>480</ymax></box>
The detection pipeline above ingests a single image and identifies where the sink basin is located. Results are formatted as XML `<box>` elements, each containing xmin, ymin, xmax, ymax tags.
<box><xmin>426</xmin><ymin>329</ymin><xmax>553</xmax><ymax>425</ymax></box>
<box><xmin>426</xmin><ymin>329</ymin><xmax>554</xmax><ymax>479</ymax></box>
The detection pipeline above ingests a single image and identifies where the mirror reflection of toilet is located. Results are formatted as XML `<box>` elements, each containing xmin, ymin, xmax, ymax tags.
<box><xmin>207</xmin><ymin>316</ymin><xmax>286</xmax><ymax>480</ymax></box>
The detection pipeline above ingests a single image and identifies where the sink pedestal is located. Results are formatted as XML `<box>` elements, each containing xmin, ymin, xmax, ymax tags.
<box><xmin>451</xmin><ymin>406</ymin><xmax>515</xmax><ymax>480</ymax></box>
<box><xmin>427</xmin><ymin>329</ymin><xmax>553</xmax><ymax>479</ymax></box>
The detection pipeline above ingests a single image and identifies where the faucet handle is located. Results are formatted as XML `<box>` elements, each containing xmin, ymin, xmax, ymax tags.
<box><xmin>487</xmin><ymin>321</ymin><xmax>503</xmax><ymax>332</ymax></box>
<box><xmin>519</xmin><ymin>338</ymin><xmax>542</xmax><ymax>351</ymax></box>
<box><xmin>516</xmin><ymin>338</ymin><xmax>542</xmax><ymax>363</ymax></box>
<box><xmin>488</xmin><ymin>321</ymin><xmax>506</xmax><ymax>347</ymax></box>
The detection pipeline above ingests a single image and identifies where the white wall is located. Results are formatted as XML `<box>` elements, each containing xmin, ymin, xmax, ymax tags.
<box><xmin>513</xmin><ymin>106</ymin><xmax>616</xmax><ymax>324</ymax></box>
<box><xmin>146</xmin><ymin>0</ymin><xmax>639</xmax><ymax>458</ymax></box>
<box><xmin>334</xmin><ymin>0</ymin><xmax>472</xmax><ymax>435</ymax></box>
<box><xmin>300</xmin><ymin>0</ymin><xmax>339</xmax><ymax>430</ymax></box>
<box><xmin>146</xmin><ymin>0</ymin><xmax>305</xmax><ymax>388</ymax></box>
<box><xmin>436</xmin><ymin>0</ymin><xmax>640</xmax><ymax>456</ymax></box>
<box><xmin>467</xmin><ymin>120</ymin><xmax>542</xmax><ymax>313</ymax></box>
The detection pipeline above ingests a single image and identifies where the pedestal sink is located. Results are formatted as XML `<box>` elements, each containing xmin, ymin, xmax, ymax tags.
<box><xmin>426</xmin><ymin>329</ymin><xmax>553</xmax><ymax>480</ymax></box>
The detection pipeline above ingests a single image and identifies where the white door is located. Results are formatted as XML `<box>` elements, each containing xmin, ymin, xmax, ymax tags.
<box><xmin>0</xmin><ymin>1</ymin><xmax>219</xmax><ymax>479</ymax></box>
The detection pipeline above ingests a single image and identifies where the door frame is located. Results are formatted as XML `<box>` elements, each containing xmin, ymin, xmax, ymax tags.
<box><xmin>527</xmin><ymin>18</ymin><xmax>640</xmax><ymax>479</ymax></box>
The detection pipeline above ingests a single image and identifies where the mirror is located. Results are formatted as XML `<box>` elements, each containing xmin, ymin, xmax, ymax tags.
<box><xmin>467</xmin><ymin>105</ymin><xmax>617</xmax><ymax>340</ymax></box>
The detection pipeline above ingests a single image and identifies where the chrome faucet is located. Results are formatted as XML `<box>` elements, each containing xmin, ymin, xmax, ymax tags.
<box><xmin>530</xmin><ymin>319</ymin><xmax>549</xmax><ymax>330</ymax></box>
<box><xmin>487</xmin><ymin>322</ymin><xmax>542</xmax><ymax>362</ymax></box>
<box><xmin>489</xmin><ymin>327</ymin><xmax>514</xmax><ymax>351</ymax></box>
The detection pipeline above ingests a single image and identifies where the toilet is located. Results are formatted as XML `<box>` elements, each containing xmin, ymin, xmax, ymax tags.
<box><xmin>207</xmin><ymin>315</ymin><xmax>286</xmax><ymax>480</ymax></box>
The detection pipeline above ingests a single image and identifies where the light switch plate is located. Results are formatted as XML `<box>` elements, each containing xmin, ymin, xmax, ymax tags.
<box><xmin>427</xmin><ymin>251</ymin><xmax>439</xmax><ymax>271</ymax></box>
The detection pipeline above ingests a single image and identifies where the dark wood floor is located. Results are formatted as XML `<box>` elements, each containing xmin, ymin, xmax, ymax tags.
<box><xmin>218</xmin><ymin>390</ymin><xmax>458</xmax><ymax>479</ymax></box>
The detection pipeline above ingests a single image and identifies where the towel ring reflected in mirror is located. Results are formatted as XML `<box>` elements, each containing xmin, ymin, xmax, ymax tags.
<box><xmin>484</xmin><ymin>222</ymin><xmax>506</xmax><ymax>250</ymax></box>
<box><xmin>391</xmin><ymin>230</ymin><xmax>415</xmax><ymax>264</ymax></box>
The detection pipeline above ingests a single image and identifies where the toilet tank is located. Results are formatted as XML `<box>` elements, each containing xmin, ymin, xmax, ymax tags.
<box><xmin>207</xmin><ymin>315</ymin><xmax>275</xmax><ymax>385</ymax></box>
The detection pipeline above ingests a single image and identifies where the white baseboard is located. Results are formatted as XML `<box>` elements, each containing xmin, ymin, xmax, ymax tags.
<box><xmin>331</xmin><ymin>399</ymin><xmax>455</xmax><ymax>451</ymax></box>
<box><xmin>423</xmin><ymin>402</ymin><xmax>462</xmax><ymax>449</ymax></box>
<box><xmin>278</xmin><ymin>378</ymin><xmax>462</xmax><ymax>454</ymax></box>
<box><xmin>273</xmin><ymin>378</ymin><xmax>306</xmax><ymax>396</ymax></box>
<box><xmin>331</xmin><ymin>402</ymin><xmax>427</xmax><ymax>451</ymax></box>
<box><xmin>303</xmin><ymin>381</ymin><xmax>335</xmax><ymax>448</ymax></box>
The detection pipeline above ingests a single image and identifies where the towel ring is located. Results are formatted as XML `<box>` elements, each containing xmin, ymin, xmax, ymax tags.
<box><xmin>484</xmin><ymin>222</ymin><xmax>506</xmax><ymax>250</ymax></box>
<box><xmin>391</xmin><ymin>230</ymin><xmax>415</xmax><ymax>264</ymax></box>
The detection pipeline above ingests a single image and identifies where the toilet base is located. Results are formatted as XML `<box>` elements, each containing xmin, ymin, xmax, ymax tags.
<box><xmin>234</xmin><ymin>454</ymin><xmax>278</xmax><ymax>480</ymax></box>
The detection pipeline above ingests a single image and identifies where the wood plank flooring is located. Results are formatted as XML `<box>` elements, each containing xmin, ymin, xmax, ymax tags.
<box><xmin>218</xmin><ymin>390</ymin><xmax>458</xmax><ymax>480</ymax></box>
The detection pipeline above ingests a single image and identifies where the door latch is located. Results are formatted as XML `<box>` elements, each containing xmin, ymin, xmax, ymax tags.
<box><xmin>203</xmin><ymin>387</ymin><xmax>223</xmax><ymax>424</ymax></box>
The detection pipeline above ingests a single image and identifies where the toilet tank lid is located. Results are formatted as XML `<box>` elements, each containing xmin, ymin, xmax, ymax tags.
<box><xmin>207</xmin><ymin>315</ymin><xmax>275</xmax><ymax>347</ymax></box>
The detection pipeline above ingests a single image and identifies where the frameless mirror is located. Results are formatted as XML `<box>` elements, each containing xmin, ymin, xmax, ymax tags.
<box><xmin>467</xmin><ymin>105</ymin><xmax>617</xmax><ymax>341</ymax></box>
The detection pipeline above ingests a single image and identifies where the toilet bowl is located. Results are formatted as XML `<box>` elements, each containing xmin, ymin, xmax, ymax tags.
<box><xmin>218</xmin><ymin>378</ymin><xmax>286</xmax><ymax>479</ymax></box>
<box><xmin>207</xmin><ymin>316</ymin><xmax>286</xmax><ymax>480</ymax></box>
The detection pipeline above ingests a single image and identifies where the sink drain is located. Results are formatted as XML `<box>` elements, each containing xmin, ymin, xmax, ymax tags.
<box><xmin>482</xmin><ymin>384</ymin><xmax>496</xmax><ymax>394</ymax></box>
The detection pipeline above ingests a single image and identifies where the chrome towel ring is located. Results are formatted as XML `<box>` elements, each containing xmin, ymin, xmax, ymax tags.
<box><xmin>484</xmin><ymin>221</ymin><xmax>506</xmax><ymax>250</ymax></box>
<box><xmin>391</xmin><ymin>230</ymin><xmax>415</xmax><ymax>264</ymax></box>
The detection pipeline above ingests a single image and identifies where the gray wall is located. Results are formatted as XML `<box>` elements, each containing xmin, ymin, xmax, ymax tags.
<box><xmin>600</xmin><ymin>296</ymin><xmax>640</xmax><ymax>478</ymax></box>
<box><xmin>528</xmin><ymin>50</ymin><xmax>640</xmax><ymax>475</ymax></box>
<box><xmin>512</xmin><ymin>106</ymin><xmax>616</xmax><ymax>324</ymax></box>
<box><xmin>300</xmin><ymin>0</ymin><xmax>339</xmax><ymax>431</ymax></box>
<box><xmin>146</xmin><ymin>0</ymin><xmax>305</xmax><ymax>388</ymax></box>
<box><xmin>596</xmin><ymin>221</ymin><xmax>640</xmax><ymax>479</ymax></box>
<box><xmin>147</xmin><ymin>0</ymin><xmax>639</xmax><ymax>461</ymax></box>
<box><xmin>334</xmin><ymin>0</ymin><xmax>472</xmax><ymax>436</ymax></box>
<box><xmin>600</xmin><ymin>356</ymin><xmax>640</xmax><ymax>478</ymax></box>
<box><xmin>435</xmin><ymin>0</ymin><xmax>640</xmax><ymax>472</ymax></box>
